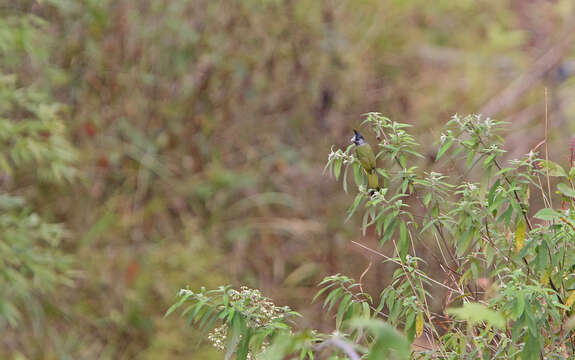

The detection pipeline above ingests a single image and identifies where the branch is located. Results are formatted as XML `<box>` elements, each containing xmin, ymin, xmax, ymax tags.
<box><xmin>352</xmin><ymin>241</ymin><xmax>464</xmax><ymax>295</ymax></box>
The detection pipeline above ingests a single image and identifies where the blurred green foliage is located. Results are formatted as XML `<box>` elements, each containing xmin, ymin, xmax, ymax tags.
<box><xmin>1</xmin><ymin>0</ymin><xmax>574</xmax><ymax>358</ymax></box>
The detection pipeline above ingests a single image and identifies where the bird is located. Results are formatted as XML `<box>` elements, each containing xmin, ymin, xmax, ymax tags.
<box><xmin>351</xmin><ymin>129</ymin><xmax>379</xmax><ymax>191</ymax></box>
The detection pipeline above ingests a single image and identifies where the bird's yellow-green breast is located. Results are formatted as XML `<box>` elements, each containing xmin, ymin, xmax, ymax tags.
<box><xmin>354</xmin><ymin>143</ymin><xmax>376</xmax><ymax>172</ymax></box>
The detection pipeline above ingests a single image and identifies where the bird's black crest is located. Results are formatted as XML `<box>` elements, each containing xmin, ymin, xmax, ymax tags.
<box><xmin>351</xmin><ymin>129</ymin><xmax>365</xmax><ymax>145</ymax></box>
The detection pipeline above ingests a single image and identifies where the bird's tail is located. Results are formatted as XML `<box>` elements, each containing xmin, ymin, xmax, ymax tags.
<box><xmin>367</xmin><ymin>170</ymin><xmax>379</xmax><ymax>190</ymax></box>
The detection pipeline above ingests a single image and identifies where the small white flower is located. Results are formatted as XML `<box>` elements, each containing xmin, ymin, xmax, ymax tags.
<box><xmin>179</xmin><ymin>289</ymin><xmax>193</xmax><ymax>296</ymax></box>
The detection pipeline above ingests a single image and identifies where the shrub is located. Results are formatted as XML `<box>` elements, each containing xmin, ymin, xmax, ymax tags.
<box><xmin>0</xmin><ymin>11</ymin><xmax>76</xmax><ymax>338</ymax></box>
<box><xmin>0</xmin><ymin>75</ymin><xmax>76</xmax><ymax>328</ymax></box>
<box><xmin>170</xmin><ymin>113</ymin><xmax>575</xmax><ymax>358</ymax></box>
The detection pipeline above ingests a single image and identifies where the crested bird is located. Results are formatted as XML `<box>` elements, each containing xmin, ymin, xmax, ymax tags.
<box><xmin>351</xmin><ymin>129</ymin><xmax>379</xmax><ymax>191</ymax></box>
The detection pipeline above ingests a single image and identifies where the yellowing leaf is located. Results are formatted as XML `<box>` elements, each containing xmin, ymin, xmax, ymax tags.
<box><xmin>540</xmin><ymin>270</ymin><xmax>550</xmax><ymax>286</ymax></box>
<box><xmin>566</xmin><ymin>290</ymin><xmax>575</xmax><ymax>309</ymax></box>
<box><xmin>515</xmin><ymin>220</ymin><xmax>526</xmax><ymax>252</ymax></box>
<box><xmin>416</xmin><ymin>312</ymin><xmax>424</xmax><ymax>337</ymax></box>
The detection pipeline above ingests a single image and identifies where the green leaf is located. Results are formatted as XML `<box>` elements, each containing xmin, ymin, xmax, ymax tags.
<box><xmin>533</xmin><ymin>208</ymin><xmax>559</xmax><ymax>221</ymax></box>
<box><xmin>165</xmin><ymin>291</ymin><xmax>193</xmax><ymax>318</ymax></box>
<box><xmin>353</xmin><ymin>163</ymin><xmax>363</xmax><ymax>187</ymax></box>
<box><xmin>313</xmin><ymin>280</ymin><xmax>339</xmax><ymax>303</ymax></box>
<box><xmin>487</xmin><ymin>178</ymin><xmax>500</xmax><ymax>208</ymax></box>
<box><xmin>436</xmin><ymin>138</ymin><xmax>453</xmax><ymax>160</ymax></box>
<box><xmin>398</xmin><ymin>221</ymin><xmax>409</xmax><ymax>260</ymax></box>
<box><xmin>335</xmin><ymin>293</ymin><xmax>352</xmax><ymax>329</ymax></box>
<box><xmin>521</xmin><ymin>332</ymin><xmax>540</xmax><ymax>360</ymax></box>
<box><xmin>345</xmin><ymin>193</ymin><xmax>364</xmax><ymax>222</ymax></box>
<box><xmin>539</xmin><ymin>160</ymin><xmax>567</xmax><ymax>177</ymax></box>
<box><xmin>483</xmin><ymin>153</ymin><xmax>496</xmax><ymax>168</ymax></box>
<box><xmin>511</xmin><ymin>293</ymin><xmax>525</xmax><ymax>320</ymax></box>
<box><xmin>324</xmin><ymin>288</ymin><xmax>343</xmax><ymax>311</ymax></box>
<box><xmin>225</xmin><ymin>315</ymin><xmax>245</xmax><ymax>360</ymax></box>
<box><xmin>423</xmin><ymin>192</ymin><xmax>432</xmax><ymax>206</ymax></box>
<box><xmin>380</xmin><ymin>217</ymin><xmax>397</xmax><ymax>246</ymax></box>
<box><xmin>348</xmin><ymin>318</ymin><xmax>410</xmax><ymax>360</ymax></box>
<box><xmin>447</xmin><ymin>302</ymin><xmax>506</xmax><ymax>328</ymax></box>
<box><xmin>259</xmin><ymin>332</ymin><xmax>293</xmax><ymax>360</ymax></box>
<box><xmin>557</xmin><ymin>183</ymin><xmax>575</xmax><ymax>198</ymax></box>
<box><xmin>343</xmin><ymin>164</ymin><xmax>350</xmax><ymax>193</ymax></box>
<box><xmin>456</xmin><ymin>229</ymin><xmax>473</xmax><ymax>256</ymax></box>
<box><xmin>334</xmin><ymin>159</ymin><xmax>342</xmax><ymax>180</ymax></box>
<box><xmin>236</xmin><ymin>327</ymin><xmax>253</xmax><ymax>360</ymax></box>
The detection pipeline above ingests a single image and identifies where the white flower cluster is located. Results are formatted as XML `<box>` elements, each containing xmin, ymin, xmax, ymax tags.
<box><xmin>426</xmin><ymin>172</ymin><xmax>445</xmax><ymax>186</ymax></box>
<box><xmin>465</xmin><ymin>182</ymin><xmax>477</xmax><ymax>192</ymax></box>
<box><xmin>482</xmin><ymin>116</ymin><xmax>493</xmax><ymax>131</ymax></box>
<box><xmin>207</xmin><ymin>286</ymin><xmax>292</xmax><ymax>356</ymax></box>
<box><xmin>207</xmin><ymin>324</ymin><xmax>227</xmax><ymax>351</ymax></box>
<box><xmin>451</xmin><ymin>113</ymin><xmax>462</xmax><ymax>127</ymax></box>
<box><xmin>440</xmin><ymin>132</ymin><xmax>448</xmax><ymax>144</ymax></box>
<box><xmin>229</xmin><ymin>286</ymin><xmax>290</xmax><ymax>327</ymax></box>
<box><xmin>328</xmin><ymin>147</ymin><xmax>354</xmax><ymax>165</ymax></box>
<box><xmin>207</xmin><ymin>324</ymin><xmax>268</xmax><ymax>359</ymax></box>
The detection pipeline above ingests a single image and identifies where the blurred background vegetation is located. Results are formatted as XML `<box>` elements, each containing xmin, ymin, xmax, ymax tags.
<box><xmin>1</xmin><ymin>0</ymin><xmax>574</xmax><ymax>358</ymax></box>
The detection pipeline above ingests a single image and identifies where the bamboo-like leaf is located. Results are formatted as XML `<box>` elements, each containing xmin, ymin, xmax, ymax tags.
<box><xmin>343</xmin><ymin>164</ymin><xmax>349</xmax><ymax>193</ymax></box>
<box><xmin>511</xmin><ymin>294</ymin><xmax>525</xmax><ymax>320</ymax></box>
<box><xmin>447</xmin><ymin>302</ymin><xmax>505</xmax><ymax>328</ymax></box>
<box><xmin>398</xmin><ymin>221</ymin><xmax>408</xmax><ymax>260</ymax></box>
<box><xmin>533</xmin><ymin>208</ymin><xmax>559</xmax><ymax>221</ymax></box>
<box><xmin>521</xmin><ymin>333</ymin><xmax>540</xmax><ymax>360</ymax></box>
<box><xmin>225</xmin><ymin>315</ymin><xmax>244</xmax><ymax>360</ymax></box>
<box><xmin>164</xmin><ymin>292</ymin><xmax>192</xmax><ymax>318</ymax></box>
<box><xmin>348</xmin><ymin>318</ymin><xmax>410</xmax><ymax>360</ymax></box>
<box><xmin>324</xmin><ymin>288</ymin><xmax>343</xmax><ymax>311</ymax></box>
<box><xmin>236</xmin><ymin>327</ymin><xmax>252</xmax><ymax>360</ymax></box>
<box><xmin>313</xmin><ymin>281</ymin><xmax>339</xmax><ymax>303</ymax></box>
<box><xmin>335</xmin><ymin>293</ymin><xmax>352</xmax><ymax>329</ymax></box>
<box><xmin>436</xmin><ymin>139</ymin><xmax>453</xmax><ymax>160</ymax></box>
<box><xmin>334</xmin><ymin>159</ymin><xmax>342</xmax><ymax>180</ymax></box>
<box><xmin>345</xmin><ymin>193</ymin><xmax>364</xmax><ymax>222</ymax></box>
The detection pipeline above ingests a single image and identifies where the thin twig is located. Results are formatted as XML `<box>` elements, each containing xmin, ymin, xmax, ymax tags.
<box><xmin>358</xmin><ymin>257</ymin><xmax>372</xmax><ymax>294</ymax></box>
<box><xmin>351</xmin><ymin>241</ymin><xmax>464</xmax><ymax>295</ymax></box>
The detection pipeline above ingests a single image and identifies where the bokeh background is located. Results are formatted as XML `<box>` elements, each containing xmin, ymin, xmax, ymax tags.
<box><xmin>2</xmin><ymin>0</ymin><xmax>575</xmax><ymax>358</ymax></box>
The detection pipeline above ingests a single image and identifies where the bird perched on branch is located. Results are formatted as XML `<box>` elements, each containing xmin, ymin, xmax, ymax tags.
<box><xmin>351</xmin><ymin>129</ymin><xmax>379</xmax><ymax>191</ymax></box>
